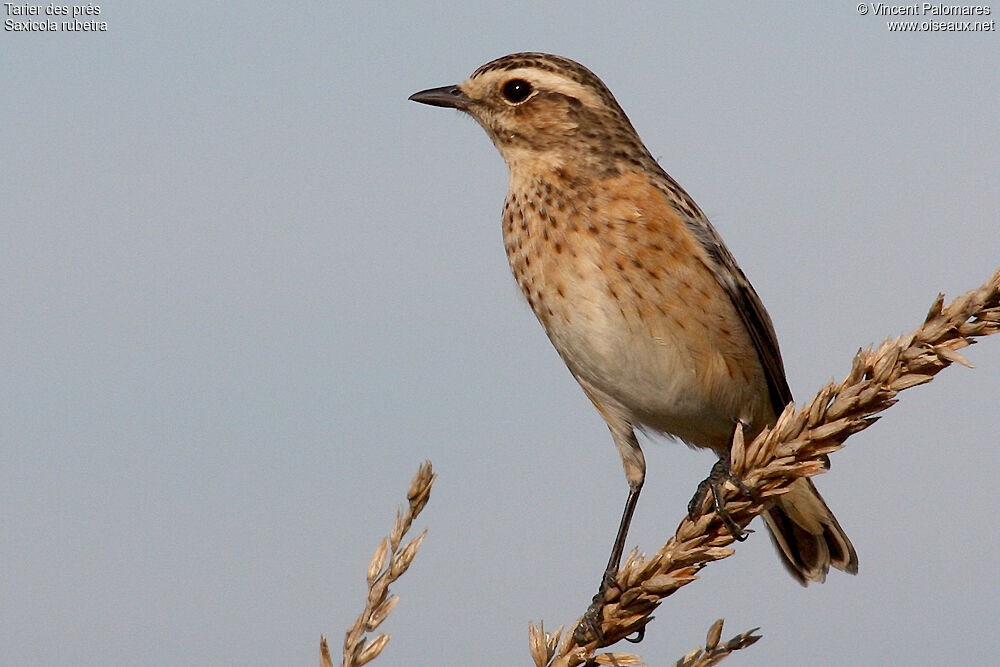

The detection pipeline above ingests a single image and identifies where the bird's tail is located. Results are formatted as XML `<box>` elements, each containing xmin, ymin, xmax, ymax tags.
<box><xmin>761</xmin><ymin>478</ymin><xmax>858</xmax><ymax>585</ymax></box>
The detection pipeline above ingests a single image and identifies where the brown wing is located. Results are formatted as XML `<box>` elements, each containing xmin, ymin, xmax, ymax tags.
<box><xmin>686</xmin><ymin>217</ymin><xmax>793</xmax><ymax>418</ymax></box>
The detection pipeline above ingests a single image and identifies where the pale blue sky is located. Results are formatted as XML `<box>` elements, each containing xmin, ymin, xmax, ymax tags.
<box><xmin>2</xmin><ymin>3</ymin><xmax>998</xmax><ymax>665</ymax></box>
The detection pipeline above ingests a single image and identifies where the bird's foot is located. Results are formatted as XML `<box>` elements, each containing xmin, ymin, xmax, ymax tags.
<box><xmin>687</xmin><ymin>458</ymin><xmax>754</xmax><ymax>541</ymax></box>
<box><xmin>574</xmin><ymin>569</ymin><xmax>614</xmax><ymax>644</ymax></box>
<box><xmin>573</xmin><ymin>568</ymin><xmax>645</xmax><ymax>645</ymax></box>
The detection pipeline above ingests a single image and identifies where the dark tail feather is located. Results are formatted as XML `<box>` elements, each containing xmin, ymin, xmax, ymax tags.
<box><xmin>762</xmin><ymin>478</ymin><xmax>858</xmax><ymax>585</ymax></box>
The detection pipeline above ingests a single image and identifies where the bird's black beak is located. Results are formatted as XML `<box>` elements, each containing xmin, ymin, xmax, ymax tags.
<box><xmin>408</xmin><ymin>85</ymin><xmax>471</xmax><ymax>111</ymax></box>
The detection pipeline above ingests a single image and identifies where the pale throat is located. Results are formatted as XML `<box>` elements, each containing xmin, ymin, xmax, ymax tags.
<box><xmin>498</xmin><ymin>154</ymin><xmax>554</xmax><ymax>193</ymax></box>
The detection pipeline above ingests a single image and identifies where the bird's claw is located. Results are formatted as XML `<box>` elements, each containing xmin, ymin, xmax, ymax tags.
<box><xmin>688</xmin><ymin>458</ymin><xmax>754</xmax><ymax>541</ymax></box>
<box><xmin>573</xmin><ymin>569</ymin><xmax>619</xmax><ymax>644</ymax></box>
<box><xmin>574</xmin><ymin>592</ymin><xmax>606</xmax><ymax>644</ymax></box>
<box><xmin>573</xmin><ymin>569</ymin><xmax>647</xmax><ymax>645</ymax></box>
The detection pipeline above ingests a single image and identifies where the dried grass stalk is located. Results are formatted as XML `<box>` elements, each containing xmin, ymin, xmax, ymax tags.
<box><xmin>669</xmin><ymin>619</ymin><xmax>762</xmax><ymax>667</ymax></box>
<box><xmin>535</xmin><ymin>268</ymin><xmax>1000</xmax><ymax>666</ymax></box>
<box><xmin>330</xmin><ymin>461</ymin><xmax>436</xmax><ymax>667</ymax></box>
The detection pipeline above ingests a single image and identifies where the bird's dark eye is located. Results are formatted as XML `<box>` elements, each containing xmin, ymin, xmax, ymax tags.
<box><xmin>501</xmin><ymin>79</ymin><xmax>533</xmax><ymax>104</ymax></box>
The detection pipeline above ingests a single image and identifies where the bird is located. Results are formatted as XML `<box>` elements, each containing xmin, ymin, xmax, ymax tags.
<box><xmin>409</xmin><ymin>52</ymin><xmax>858</xmax><ymax>617</ymax></box>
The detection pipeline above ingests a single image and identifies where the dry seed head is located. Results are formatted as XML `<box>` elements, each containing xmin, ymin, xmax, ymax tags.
<box><xmin>336</xmin><ymin>462</ymin><xmax>435</xmax><ymax>667</ymax></box>
<box><xmin>925</xmin><ymin>293</ymin><xmax>945</xmax><ymax>322</ymax></box>
<box><xmin>528</xmin><ymin>623</ymin><xmax>547</xmax><ymax>666</ymax></box>
<box><xmin>407</xmin><ymin>461</ymin><xmax>436</xmax><ymax>516</ymax></box>
<box><xmin>367</xmin><ymin>538</ymin><xmax>388</xmax><ymax>586</ymax></box>
<box><xmin>677</xmin><ymin>648</ymin><xmax>702</xmax><ymax>665</ymax></box>
<box><xmin>937</xmin><ymin>346</ymin><xmax>974</xmax><ymax>368</ymax></box>
<box><xmin>388</xmin><ymin>529</ymin><xmax>426</xmax><ymax>580</ymax></box>
<box><xmin>705</xmin><ymin>619</ymin><xmax>724</xmax><ymax>651</ymax></box>
<box><xmin>728</xmin><ymin>628</ymin><xmax>762</xmax><ymax>651</ymax></box>
<box><xmin>355</xmin><ymin>633</ymin><xmax>390</xmax><ymax>666</ymax></box>
<box><xmin>366</xmin><ymin>577</ymin><xmax>388</xmax><ymax>610</ymax></box>
<box><xmin>320</xmin><ymin>635</ymin><xmax>333</xmax><ymax>667</ymax></box>
<box><xmin>366</xmin><ymin>595</ymin><xmax>399</xmax><ymax>631</ymax></box>
<box><xmin>389</xmin><ymin>508</ymin><xmax>405</xmax><ymax>552</ymax></box>
<box><xmin>529</xmin><ymin>621</ymin><xmax>564</xmax><ymax>666</ymax></box>
<box><xmin>593</xmin><ymin>652</ymin><xmax>644</xmax><ymax>665</ymax></box>
<box><xmin>890</xmin><ymin>373</ymin><xmax>934</xmax><ymax>391</ymax></box>
<box><xmin>872</xmin><ymin>343</ymin><xmax>900</xmax><ymax>380</ymax></box>
<box><xmin>729</xmin><ymin>422</ymin><xmax>746</xmax><ymax>471</ymax></box>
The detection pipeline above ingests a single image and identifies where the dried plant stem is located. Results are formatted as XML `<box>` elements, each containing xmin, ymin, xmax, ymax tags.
<box><xmin>328</xmin><ymin>461</ymin><xmax>435</xmax><ymax>667</ymax></box>
<box><xmin>670</xmin><ymin>619</ymin><xmax>762</xmax><ymax>667</ymax></box>
<box><xmin>530</xmin><ymin>268</ymin><xmax>1000</xmax><ymax>666</ymax></box>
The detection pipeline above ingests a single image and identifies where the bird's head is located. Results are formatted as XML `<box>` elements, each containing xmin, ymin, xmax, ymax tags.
<box><xmin>410</xmin><ymin>53</ymin><xmax>652</xmax><ymax>175</ymax></box>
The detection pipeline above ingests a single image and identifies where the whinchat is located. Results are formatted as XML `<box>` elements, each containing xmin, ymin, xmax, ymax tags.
<box><xmin>410</xmin><ymin>53</ymin><xmax>857</xmax><ymax>605</ymax></box>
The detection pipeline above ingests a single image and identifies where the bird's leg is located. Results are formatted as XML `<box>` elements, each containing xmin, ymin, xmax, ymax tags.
<box><xmin>574</xmin><ymin>479</ymin><xmax>643</xmax><ymax>644</ymax></box>
<box><xmin>688</xmin><ymin>424</ymin><xmax>755</xmax><ymax>540</ymax></box>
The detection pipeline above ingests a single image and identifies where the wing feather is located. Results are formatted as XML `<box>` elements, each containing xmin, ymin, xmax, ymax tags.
<box><xmin>686</xmin><ymin>217</ymin><xmax>793</xmax><ymax>417</ymax></box>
